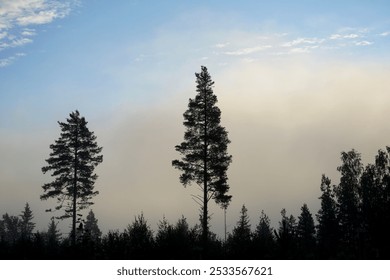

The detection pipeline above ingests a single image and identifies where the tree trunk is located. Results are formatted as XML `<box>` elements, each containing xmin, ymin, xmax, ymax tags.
<box><xmin>72</xmin><ymin>162</ymin><xmax>77</xmax><ymax>246</ymax></box>
<box><xmin>203</xmin><ymin>179</ymin><xmax>208</xmax><ymax>254</ymax></box>
<box><xmin>72</xmin><ymin>130</ymin><xmax>79</xmax><ymax>247</ymax></box>
<box><xmin>202</xmin><ymin>89</ymin><xmax>208</xmax><ymax>255</ymax></box>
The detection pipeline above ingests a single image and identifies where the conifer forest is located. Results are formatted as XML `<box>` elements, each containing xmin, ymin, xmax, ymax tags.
<box><xmin>1</xmin><ymin>66</ymin><xmax>390</xmax><ymax>260</ymax></box>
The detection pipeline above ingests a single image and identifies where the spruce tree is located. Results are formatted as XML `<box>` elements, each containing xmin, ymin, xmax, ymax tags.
<box><xmin>335</xmin><ymin>149</ymin><xmax>363</xmax><ymax>256</ymax></box>
<box><xmin>172</xmin><ymin>66</ymin><xmax>232</xmax><ymax>251</ymax></box>
<box><xmin>275</xmin><ymin>209</ymin><xmax>297</xmax><ymax>258</ymax></box>
<box><xmin>41</xmin><ymin>110</ymin><xmax>103</xmax><ymax>246</ymax></box>
<box><xmin>124</xmin><ymin>214</ymin><xmax>154</xmax><ymax>259</ymax></box>
<box><xmin>2</xmin><ymin>213</ymin><xmax>20</xmax><ymax>244</ymax></box>
<box><xmin>84</xmin><ymin>209</ymin><xmax>102</xmax><ymax>242</ymax></box>
<box><xmin>253</xmin><ymin>210</ymin><xmax>275</xmax><ymax>258</ymax></box>
<box><xmin>227</xmin><ymin>204</ymin><xmax>252</xmax><ymax>258</ymax></box>
<box><xmin>47</xmin><ymin>217</ymin><xmax>62</xmax><ymax>246</ymax></box>
<box><xmin>297</xmin><ymin>203</ymin><xmax>316</xmax><ymax>258</ymax></box>
<box><xmin>20</xmin><ymin>203</ymin><xmax>35</xmax><ymax>240</ymax></box>
<box><xmin>316</xmin><ymin>174</ymin><xmax>339</xmax><ymax>258</ymax></box>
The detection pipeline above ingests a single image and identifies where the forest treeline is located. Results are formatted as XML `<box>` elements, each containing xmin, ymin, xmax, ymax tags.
<box><xmin>1</xmin><ymin>146</ymin><xmax>390</xmax><ymax>259</ymax></box>
<box><xmin>2</xmin><ymin>66</ymin><xmax>390</xmax><ymax>259</ymax></box>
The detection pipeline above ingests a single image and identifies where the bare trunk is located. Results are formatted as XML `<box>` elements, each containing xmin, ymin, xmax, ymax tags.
<box><xmin>202</xmin><ymin>177</ymin><xmax>208</xmax><ymax>253</ymax></box>
<box><xmin>202</xmin><ymin>89</ymin><xmax>208</xmax><ymax>255</ymax></box>
<box><xmin>72</xmin><ymin>129</ymin><xmax>79</xmax><ymax>247</ymax></box>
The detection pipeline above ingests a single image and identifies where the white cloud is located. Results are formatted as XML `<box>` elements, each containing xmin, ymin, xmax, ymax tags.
<box><xmin>0</xmin><ymin>57</ymin><xmax>12</xmax><ymax>67</ymax></box>
<box><xmin>17</xmin><ymin>10</ymin><xmax>59</xmax><ymax>26</ymax></box>
<box><xmin>378</xmin><ymin>31</ymin><xmax>390</xmax><ymax>37</ymax></box>
<box><xmin>224</xmin><ymin>45</ymin><xmax>272</xmax><ymax>56</ymax></box>
<box><xmin>0</xmin><ymin>0</ymin><xmax>77</xmax><ymax>66</ymax></box>
<box><xmin>355</xmin><ymin>40</ymin><xmax>373</xmax><ymax>46</ymax></box>
<box><xmin>330</xmin><ymin>33</ymin><xmax>361</xmax><ymax>40</ymax></box>
<box><xmin>0</xmin><ymin>53</ymin><xmax>25</xmax><ymax>67</ymax></box>
<box><xmin>11</xmin><ymin>37</ymin><xmax>33</xmax><ymax>46</ymax></box>
<box><xmin>289</xmin><ymin>45</ymin><xmax>319</xmax><ymax>54</ymax></box>
<box><xmin>282</xmin><ymin>37</ymin><xmax>324</xmax><ymax>47</ymax></box>
<box><xmin>344</xmin><ymin>33</ymin><xmax>360</xmax><ymax>39</ymax></box>
<box><xmin>215</xmin><ymin>42</ymin><xmax>230</xmax><ymax>48</ymax></box>
<box><xmin>0</xmin><ymin>0</ymin><xmax>74</xmax><ymax>29</ymax></box>
<box><xmin>21</xmin><ymin>28</ymin><xmax>37</xmax><ymax>37</ymax></box>
<box><xmin>329</xmin><ymin>34</ymin><xmax>342</xmax><ymax>40</ymax></box>
<box><xmin>0</xmin><ymin>31</ymin><xmax>7</xmax><ymax>40</ymax></box>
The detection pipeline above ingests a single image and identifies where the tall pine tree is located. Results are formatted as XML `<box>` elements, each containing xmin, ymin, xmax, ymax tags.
<box><xmin>172</xmin><ymin>66</ymin><xmax>232</xmax><ymax>252</ymax></box>
<box><xmin>41</xmin><ymin>110</ymin><xmax>103</xmax><ymax>246</ymax></box>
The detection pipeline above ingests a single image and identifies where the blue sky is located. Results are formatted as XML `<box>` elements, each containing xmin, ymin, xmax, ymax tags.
<box><xmin>1</xmin><ymin>0</ymin><xmax>390</xmax><ymax>235</ymax></box>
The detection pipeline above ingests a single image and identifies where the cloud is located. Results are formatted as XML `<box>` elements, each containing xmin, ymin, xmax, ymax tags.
<box><xmin>215</xmin><ymin>42</ymin><xmax>230</xmax><ymax>48</ymax></box>
<box><xmin>282</xmin><ymin>37</ymin><xmax>324</xmax><ymax>47</ymax></box>
<box><xmin>213</xmin><ymin>26</ymin><xmax>381</xmax><ymax>59</ymax></box>
<box><xmin>330</xmin><ymin>33</ymin><xmax>360</xmax><ymax>40</ymax></box>
<box><xmin>0</xmin><ymin>0</ymin><xmax>77</xmax><ymax>66</ymax></box>
<box><xmin>224</xmin><ymin>45</ymin><xmax>272</xmax><ymax>56</ymax></box>
<box><xmin>289</xmin><ymin>45</ymin><xmax>319</xmax><ymax>54</ymax></box>
<box><xmin>344</xmin><ymin>33</ymin><xmax>360</xmax><ymax>39</ymax></box>
<box><xmin>378</xmin><ymin>31</ymin><xmax>390</xmax><ymax>37</ymax></box>
<box><xmin>329</xmin><ymin>33</ymin><xmax>361</xmax><ymax>40</ymax></box>
<box><xmin>355</xmin><ymin>40</ymin><xmax>373</xmax><ymax>46</ymax></box>
<box><xmin>0</xmin><ymin>0</ymin><xmax>75</xmax><ymax>30</ymax></box>
<box><xmin>21</xmin><ymin>28</ymin><xmax>37</xmax><ymax>37</ymax></box>
<box><xmin>0</xmin><ymin>52</ymin><xmax>26</xmax><ymax>67</ymax></box>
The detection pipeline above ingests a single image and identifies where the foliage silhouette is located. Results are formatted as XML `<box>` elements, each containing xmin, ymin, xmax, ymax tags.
<box><xmin>41</xmin><ymin>110</ymin><xmax>103</xmax><ymax>246</ymax></box>
<box><xmin>253</xmin><ymin>210</ymin><xmax>275</xmax><ymax>259</ymax></box>
<box><xmin>172</xmin><ymin>66</ymin><xmax>232</xmax><ymax>253</ymax></box>
<box><xmin>296</xmin><ymin>203</ymin><xmax>316</xmax><ymax>259</ymax></box>
<box><xmin>19</xmin><ymin>203</ymin><xmax>35</xmax><ymax>241</ymax></box>
<box><xmin>226</xmin><ymin>205</ymin><xmax>252</xmax><ymax>258</ymax></box>
<box><xmin>316</xmin><ymin>174</ymin><xmax>340</xmax><ymax>258</ymax></box>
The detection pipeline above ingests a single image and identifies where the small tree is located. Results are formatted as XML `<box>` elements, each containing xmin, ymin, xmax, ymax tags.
<box><xmin>227</xmin><ymin>205</ymin><xmax>252</xmax><ymax>258</ymax></box>
<box><xmin>47</xmin><ymin>217</ymin><xmax>62</xmax><ymax>246</ymax></box>
<box><xmin>2</xmin><ymin>213</ymin><xmax>20</xmax><ymax>244</ymax></box>
<box><xmin>316</xmin><ymin>174</ymin><xmax>340</xmax><ymax>258</ymax></box>
<box><xmin>253</xmin><ymin>210</ymin><xmax>275</xmax><ymax>258</ymax></box>
<box><xmin>172</xmin><ymin>66</ymin><xmax>232</xmax><ymax>251</ymax></box>
<box><xmin>20</xmin><ymin>203</ymin><xmax>35</xmax><ymax>240</ymax></box>
<box><xmin>84</xmin><ymin>209</ymin><xmax>102</xmax><ymax>242</ymax></box>
<box><xmin>124</xmin><ymin>213</ymin><xmax>154</xmax><ymax>259</ymax></box>
<box><xmin>275</xmin><ymin>209</ymin><xmax>297</xmax><ymax>258</ymax></box>
<box><xmin>297</xmin><ymin>203</ymin><xmax>316</xmax><ymax>258</ymax></box>
<box><xmin>41</xmin><ymin>110</ymin><xmax>103</xmax><ymax>246</ymax></box>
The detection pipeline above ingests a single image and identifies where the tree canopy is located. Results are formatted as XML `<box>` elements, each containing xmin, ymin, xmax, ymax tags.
<box><xmin>41</xmin><ymin>110</ymin><xmax>103</xmax><ymax>246</ymax></box>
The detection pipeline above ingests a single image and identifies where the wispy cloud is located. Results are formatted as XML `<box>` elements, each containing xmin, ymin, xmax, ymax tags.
<box><xmin>0</xmin><ymin>0</ymin><xmax>78</xmax><ymax>67</ymax></box>
<box><xmin>378</xmin><ymin>31</ymin><xmax>390</xmax><ymax>37</ymax></box>
<box><xmin>330</xmin><ymin>33</ymin><xmax>360</xmax><ymax>40</ymax></box>
<box><xmin>281</xmin><ymin>37</ymin><xmax>324</xmax><ymax>47</ymax></box>
<box><xmin>0</xmin><ymin>52</ymin><xmax>26</xmax><ymax>67</ymax></box>
<box><xmin>224</xmin><ymin>45</ymin><xmax>272</xmax><ymax>56</ymax></box>
<box><xmin>215</xmin><ymin>42</ymin><xmax>230</xmax><ymax>48</ymax></box>
<box><xmin>355</xmin><ymin>40</ymin><xmax>373</xmax><ymax>46</ymax></box>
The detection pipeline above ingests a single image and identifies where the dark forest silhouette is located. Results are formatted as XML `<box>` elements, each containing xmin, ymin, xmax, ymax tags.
<box><xmin>1</xmin><ymin>66</ymin><xmax>390</xmax><ymax>259</ymax></box>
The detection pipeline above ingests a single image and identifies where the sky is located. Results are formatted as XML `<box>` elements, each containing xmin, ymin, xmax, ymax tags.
<box><xmin>1</xmin><ymin>0</ymin><xmax>390</xmax><ymax>237</ymax></box>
